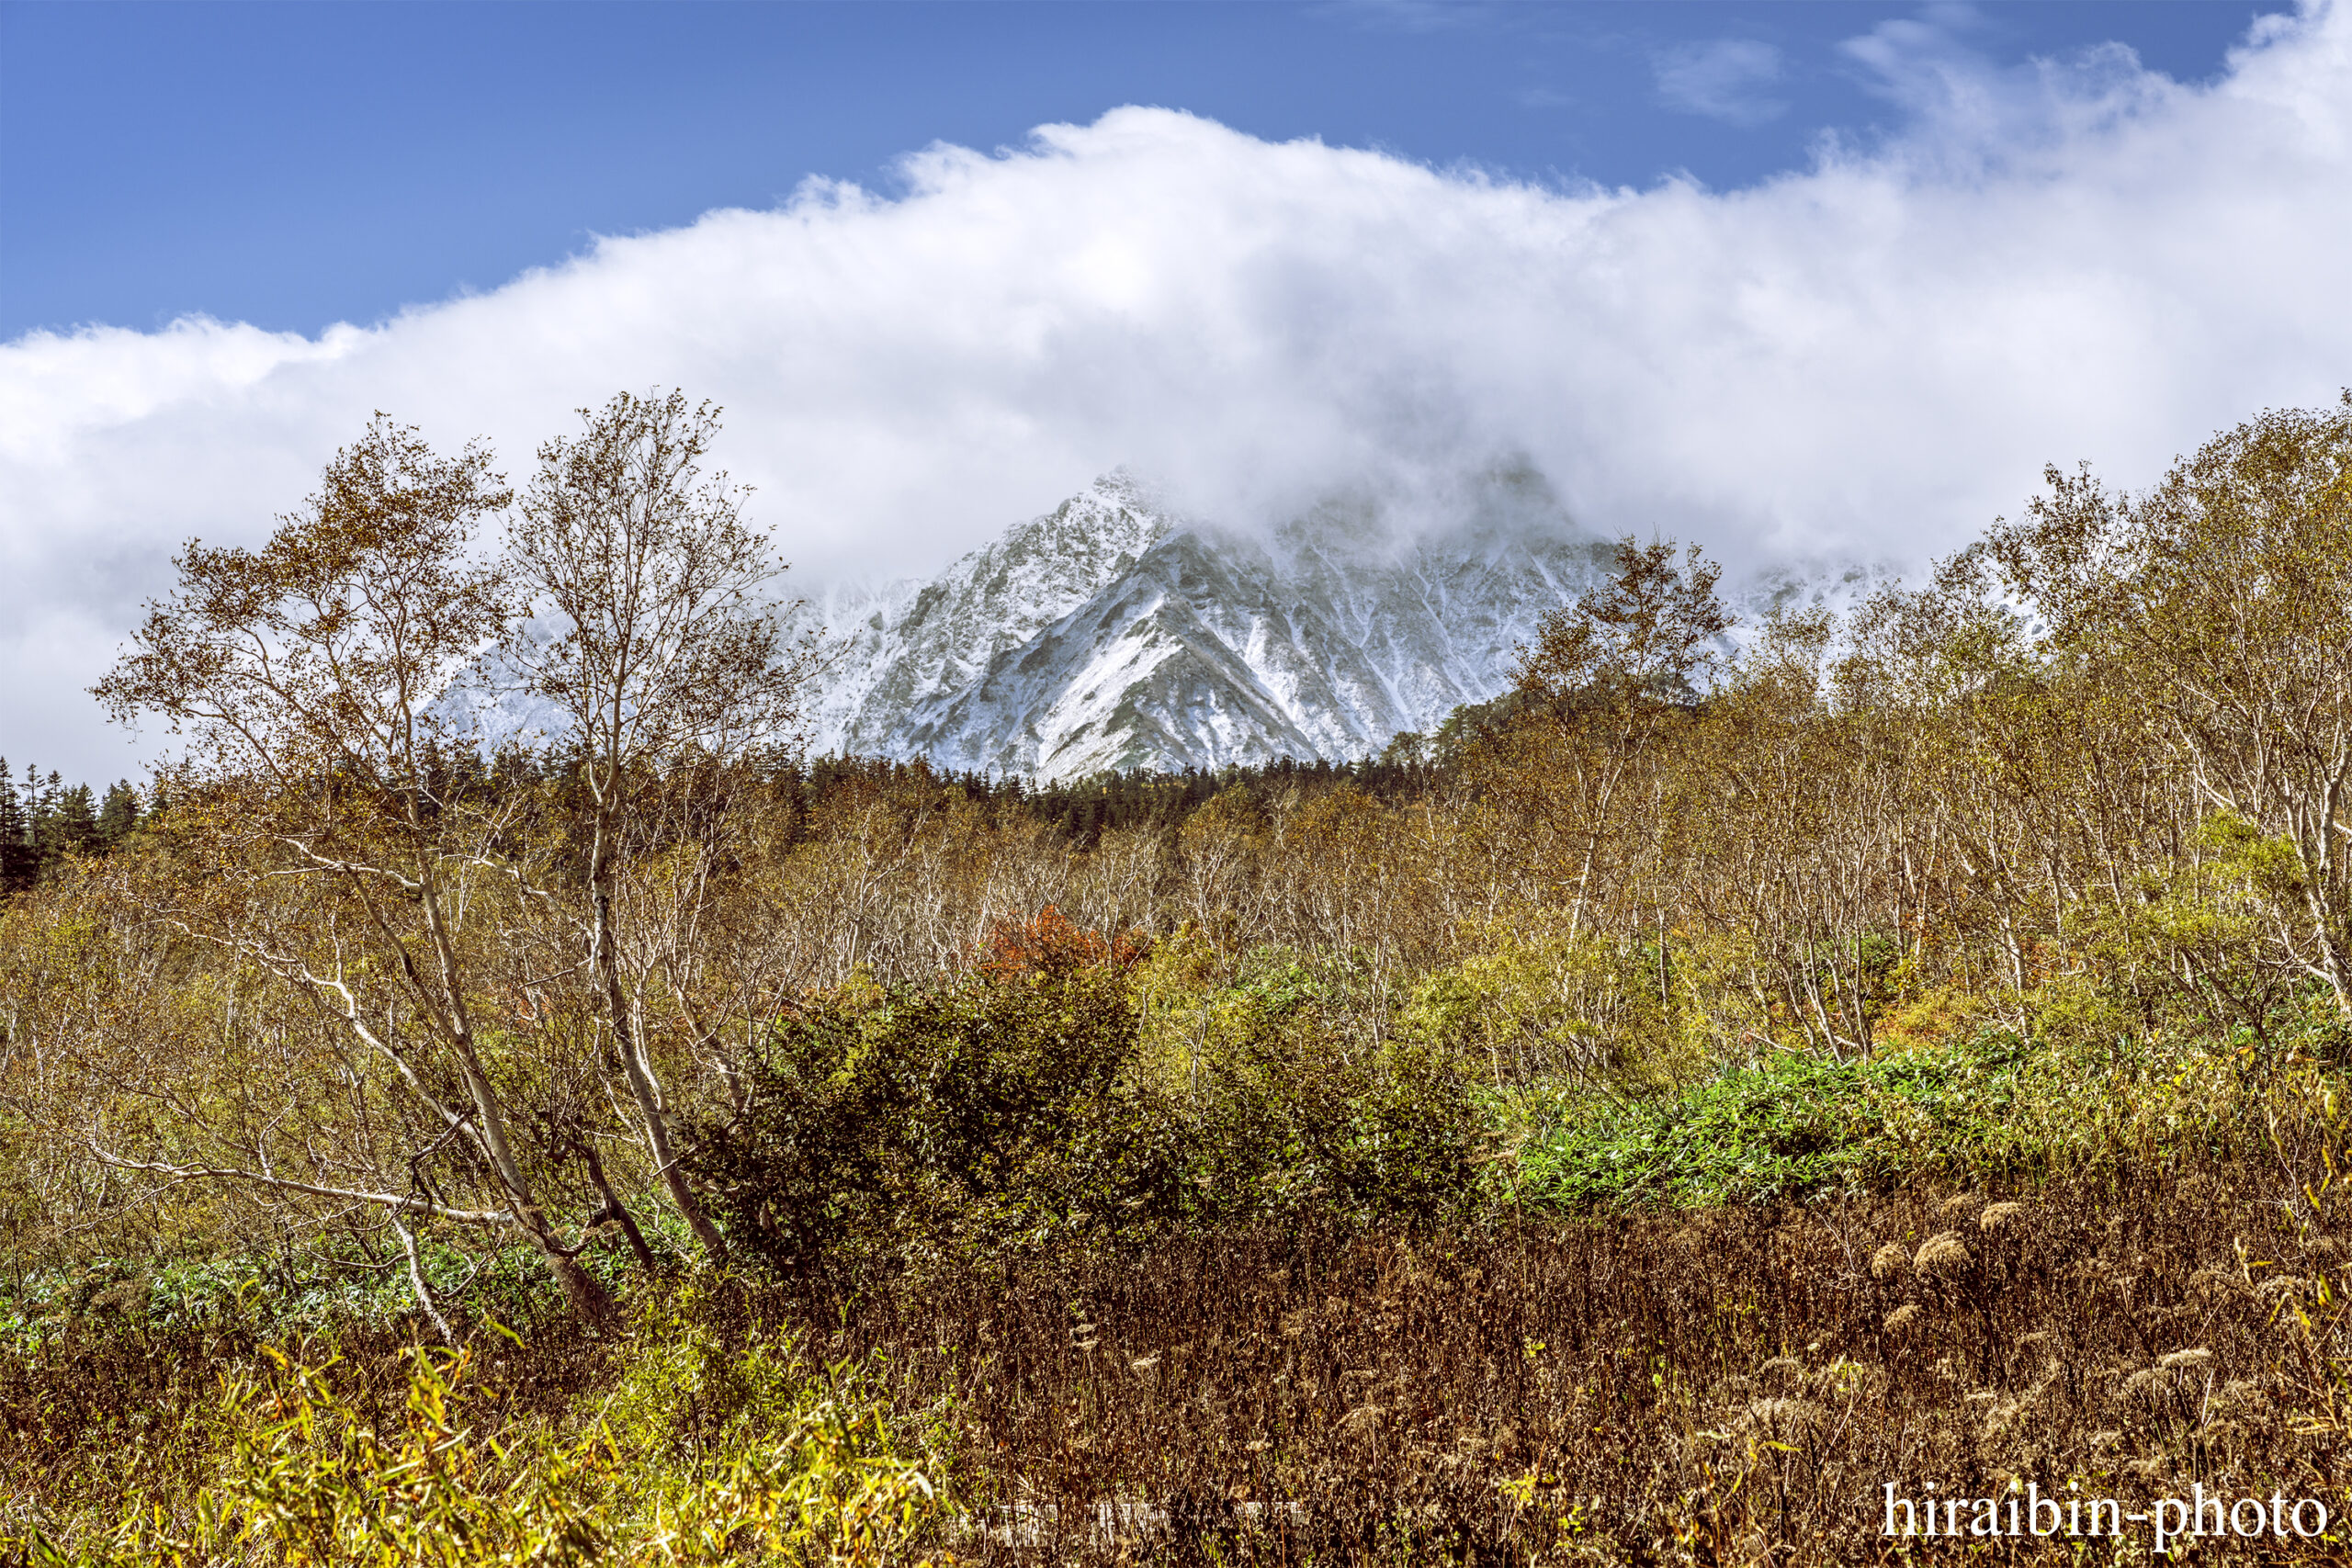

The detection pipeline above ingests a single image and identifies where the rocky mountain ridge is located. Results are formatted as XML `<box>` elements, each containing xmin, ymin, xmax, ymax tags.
<box><xmin>795</xmin><ymin>468</ymin><xmax>1871</xmax><ymax>782</ymax></box>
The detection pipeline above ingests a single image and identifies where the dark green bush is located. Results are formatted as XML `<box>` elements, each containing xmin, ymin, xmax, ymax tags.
<box><xmin>694</xmin><ymin>961</ymin><xmax>1156</xmax><ymax>1265</ymax></box>
<box><xmin>695</xmin><ymin>924</ymin><xmax>1485</xmax><ymax>1268</ymax></box>
<box><xmin>1168</xmin><ymin>953</ymin><xmax>1484</xmax><ymax>1227</ymax></box>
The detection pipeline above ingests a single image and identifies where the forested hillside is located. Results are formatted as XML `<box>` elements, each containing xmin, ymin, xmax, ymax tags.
<box><xmin>3</xmin><ymin>394</ymin><xmax>2349</xmax><ymax>1564</ymax></box>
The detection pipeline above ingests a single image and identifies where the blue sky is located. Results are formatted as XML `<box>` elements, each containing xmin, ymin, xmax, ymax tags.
<box><xmin>0</xmin><ymin>1</ymin><xmax>2289</xmax><ymax>339</ymax></box>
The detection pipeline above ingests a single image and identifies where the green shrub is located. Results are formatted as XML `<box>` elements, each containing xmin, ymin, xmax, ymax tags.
<box><xmin>1511</xmin><ymin>1023</ymin><xmax>2333</xmax><ymax>1209</ymax></box>
<box><xmin>696</xmin><ymin>924</ymin><xmax>1487</xmax><ymax>1266</ymax></box>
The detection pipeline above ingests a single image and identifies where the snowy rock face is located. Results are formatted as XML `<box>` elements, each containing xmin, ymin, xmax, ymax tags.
<box><xmin>795</xmin><ymin>471</ymin><xmax>1174</xmax><ymax>766</ymax></box>
<box><xmin>797</xmin><ymin>466</ymin><xmax>1636</xmax><ymax>781</ymax></box>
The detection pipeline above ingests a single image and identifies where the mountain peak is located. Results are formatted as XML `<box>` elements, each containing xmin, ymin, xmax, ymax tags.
<box><xmin>799</xmin><ymin>468</ymin><xmax>1634</xmax><ymax>780</ymax></box>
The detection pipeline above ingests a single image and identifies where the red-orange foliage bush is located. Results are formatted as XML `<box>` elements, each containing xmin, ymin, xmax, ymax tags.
<box><xmin>977</xmin><ymin>904</ymin><xmax>1148</xmax><ymax>980</ymax></box>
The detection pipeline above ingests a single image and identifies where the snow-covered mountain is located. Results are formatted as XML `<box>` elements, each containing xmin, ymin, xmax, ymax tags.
<box><xmin>795</xmin><ymin>466</ymin><xmax>1871</xmax><ymax>782</ymax></box>
<box><xmin>796</xmin><ymin>471</ymin><xmax>1176</xmax><ymax>766</ymax></box>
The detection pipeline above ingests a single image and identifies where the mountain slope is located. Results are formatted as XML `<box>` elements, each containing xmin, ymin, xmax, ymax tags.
<box><xmin>802</xmin><ymin>467</ymin><xmax>1634</xmax><ymax>780</ymax></box>
<box><xmin>797</xmin><ymin>472</ymin><xmax>1171</xmax><ymax>762</ymax></box>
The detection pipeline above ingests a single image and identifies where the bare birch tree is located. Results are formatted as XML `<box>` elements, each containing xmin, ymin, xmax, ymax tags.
<box><xmin>87</xmin><ymin>415</ymin><xmax>619</xmax><ymax>1326</ymax></box>
<box><xmin>504</xmin><ymin>389</ymin><xmax>816</xmax><ymax>1258</ymax></box>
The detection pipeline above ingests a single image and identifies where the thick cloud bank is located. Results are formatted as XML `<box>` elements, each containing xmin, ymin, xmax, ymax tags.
<box><xmin>5</xmin><ymin>3</ymin><xmax>2348</xmax><ymax>779</ymax></box>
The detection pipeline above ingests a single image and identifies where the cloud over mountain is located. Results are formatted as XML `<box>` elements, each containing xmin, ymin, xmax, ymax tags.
<box><xmin>4</xmin><ymin>2</ymin><xmax>2348</xmax><ymax>780</ymax></box>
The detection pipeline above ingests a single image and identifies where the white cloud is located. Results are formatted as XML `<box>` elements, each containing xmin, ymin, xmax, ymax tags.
<box><xmin>4</xmin><ymin>1</ymin><xmax>2349</xmax><ymax>780</ymax></box>
<box><xmin>1654</xmin><ymin>39</ymin><xmax>1790</xmax><ymax>127</ymax></box>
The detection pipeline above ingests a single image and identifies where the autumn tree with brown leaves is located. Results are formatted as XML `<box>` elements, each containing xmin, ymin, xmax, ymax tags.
<box><xmin>1510</xmin><ymin>536</ymin><xmax>1736</xmax><ymax>940</ymax></box>
<box><xmin>1982</xmin><ymin>397</ymin><xmax>2352</xmax><ymax>1015</ymax></box>
<box><xmin>84</xmin><ymin>415</ymin><xmax>622</xmax><ymax>1326</ymax></box>
<box><xmin>503</xmin><ymin>389</ymin><xmax>817</xmax><ymax>1258</ymax></box>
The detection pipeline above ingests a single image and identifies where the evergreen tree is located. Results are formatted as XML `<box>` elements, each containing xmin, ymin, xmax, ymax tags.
<box><xmin>97</xmin><ymin>781</ymin><xmax>141</xmax><ymax>845</ymax></box>
<box><xmin>0</xmin><ymin>758</ymin><xmax>32</xmax><ymax>893</ymax></box>
<box><xmin>52</xmin><ymin>784</ymin><xmax>101</xmax><ymax>859</ymax></box>
<box><xmin>28</xmin><ymin>769</ymin><xmax>65</xmax><ymax>870</ymax></box>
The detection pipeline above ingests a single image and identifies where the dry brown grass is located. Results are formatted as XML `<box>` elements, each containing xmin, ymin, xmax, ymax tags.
<box><xmin>753</xmin><ymin>1156</ymin><xmax>2352</xmax><ymax>1562</ymax></box>
<box><xmin>8</xmin><ymin>1155</ymin><xmax>2352</xmax><ymax>1563</ymax></box>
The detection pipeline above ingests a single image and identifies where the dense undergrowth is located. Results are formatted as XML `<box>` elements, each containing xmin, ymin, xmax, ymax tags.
<box><xmin>1514</xmin><ymin>1017</ymin><xmax>2352</xmax><ymax>1210</ymax></box>
<box><xmin>15</xmin><ymin>863</ymin><xmax>2352</xmax><ymax>1563</ymax></box>
<box><xmin>12</xmin><ymin>837</ymin><xmax>2352</xmax><ymax>1563</ymax></box>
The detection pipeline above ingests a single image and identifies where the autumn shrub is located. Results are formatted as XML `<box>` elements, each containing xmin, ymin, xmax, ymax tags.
<box><xmin>1138</xmin><ymin>940</ymin><xmax>1484</xmax><ymax>1227</ymax></box>
<box><xmin>0</xmin><ymin>1283</ymin><xmax>952</xmax><ymax>1568</ymax></box>
<box><xmin>698</xmin><ymin>918</ymin><xmax>1484</xmax><ymax>1270</ymax></box>
<box><xmin>1396</xmin><ymin>908</ymin><xmax>1706</xmax><ymax>1091</ymax></box>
